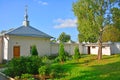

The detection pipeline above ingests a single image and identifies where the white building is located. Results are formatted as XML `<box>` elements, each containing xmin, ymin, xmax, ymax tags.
<box><xmin>81</xmin><ymin>42</ymin><xmax>120</xmax><ymax>55</ymax></box>
<box><xmin>0</xmin><ymin>8</ymin><xmax>52</xmax><ymax>63</ymax></box>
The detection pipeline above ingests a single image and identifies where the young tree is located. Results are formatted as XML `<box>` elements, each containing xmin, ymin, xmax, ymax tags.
<box><xmin>73</xmin><ymin>0</ymin><xmax>120</xmax><ymax>60</ymax></box>
<box><xmin>30</xmin><ymin>45</ymin><xmax>38</xmax><ymax>56</ymax></box>
<box><xmin>73</xmin><ymin>46</ymin><xmax>80</xmax><ymax>60</ymax></box>
<box><xmin>58</xmin><ymin>32</ymin><xmax>71</xmax><ymax>42</ymax></box>
<box><xmin>58</xmin><ymin>43</ymin><xmax>66</xmax><ymax>62</ymax></box>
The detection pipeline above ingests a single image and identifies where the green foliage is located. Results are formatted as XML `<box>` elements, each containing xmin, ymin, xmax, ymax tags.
<box><xmin>38</xmin><ymin>65</ymin><xmax>64</xmax><ymax>78</ymax></box>
<box><xmin>72</xmin><ymin>0</ymin><xmax>119</xmax><ymax>42</ymax></box>
<box><xmin>73</xmin><ymin>46</ymin><xmax>80</xmax><ymax>60</ymax></box>
<box><xmin>4</xmin><ymin>56</ymin><xmax>42</xmax><ymax>77</ymax></box>
<box><xmin>26</xmin><ymin>56</ymin><xmax>43</xmax><ymax>74</ymax></box>
<box><xmin>111</xmin><ymin>8</ymin><xmax>120</xmax><ymax>29</ymax></box>
<box><xmin>50</xmin><ymin>64</ymin><xmax>65</xmax><ymax>78</ymax></box>
<box><xmin>38</xmin><ymin>66</ymin><xmax>48</xmax><ymax>76</ymax></box>
<box><xmin>30</xmin><ymin>45</ymin><xmax>38</xmax><ymax>56</ymax></box>
<box><xmin>58</xmin><ymin>32</ymin><xmax>71</xmax><ymax>42</ymax></box>
<box><xmin>21</xmin><ymin>73</ymin><xmax>34</xmax><ymax>79</ymax></box>
<box><xmin>41</xmin><ymin>56</ymin><xmax>49</xmax><ymax>63</ymax></box>
<box><xmin>102</xmin><ymin>25</ymin><xmax>120</xmax><ymax>42</ymax></box>
<box><xmin>58</xmin><ymin>43</ymin><xmax>66</xmax><ymax>62</ymax></box>
<box><xmin>54</xmin><ymin>57</ymin><xmax>60</xmax><ymax>63</ymax></box>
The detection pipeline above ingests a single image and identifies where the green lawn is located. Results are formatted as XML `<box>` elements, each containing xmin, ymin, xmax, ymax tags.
<box><xmin>51</xmin><ymin>54</ymin><xmax>120</xmax><ymax>80</ymax></box>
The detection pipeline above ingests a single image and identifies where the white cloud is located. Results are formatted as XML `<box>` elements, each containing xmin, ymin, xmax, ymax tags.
<box><xmin>38</xmin><ymin>1</ymin><xmax>48</xmax><ymax>5</ymax></box>
<box><xmin>33</xmin><ymin>0</ymin><xmax>48</xmax><ymax>5</ymax></box>
<box><xmin>54</xmin><ymin>18</ymin><xmax>77</xmax><ymax>28</ymax></box>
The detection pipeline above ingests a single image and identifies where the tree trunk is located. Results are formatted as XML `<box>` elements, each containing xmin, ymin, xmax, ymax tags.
<box><xmin>98</xmin><ymin>41</ymin><xmax>102</xmax><ymax>60</ymax></box>
<box><xmin>98</xmin><ymin>28</ymin><xmax>103</xmax><ymax>60</ymax></box>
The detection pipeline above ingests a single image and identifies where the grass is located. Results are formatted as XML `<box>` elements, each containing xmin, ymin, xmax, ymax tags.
<box><xmin>50</xmin><ymin>54</ymin><xmax>120</xmax><ymax>80</ymax></box>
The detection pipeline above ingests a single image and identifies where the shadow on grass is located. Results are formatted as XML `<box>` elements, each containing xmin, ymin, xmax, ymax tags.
<box><xmin>69</xmin><ymin>61</ymin><xmax>120</xmax><ymax>80</ymax></box>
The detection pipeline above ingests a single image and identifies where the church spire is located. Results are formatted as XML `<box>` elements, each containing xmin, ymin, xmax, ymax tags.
<box><xmin>24</xmin><ymin>5</ymin><xmax>28</xmax><ymax>21</ymax></box>
<box><xmin>23</xmin><ymin>5</ymin><xmax>30</xmax><ymax>27</ymax></box>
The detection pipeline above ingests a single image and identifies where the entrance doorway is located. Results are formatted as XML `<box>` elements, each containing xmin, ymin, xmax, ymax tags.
<box><xmin>13</xmin><ymin>46</ymin><xmax>20</xmax><ymax>58</ymax></box>
<box><xmin>88</xmin><ymin>46</ymin><xmax>90</xmax><ymax>54</ymax></box>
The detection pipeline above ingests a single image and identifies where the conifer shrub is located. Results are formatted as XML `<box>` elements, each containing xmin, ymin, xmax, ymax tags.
<box><xmin>30</xmin><ymin>45</ymin><xmax>38</xmax><ymax>56</ymax></box>
<box><xmin>58</xmin><ymin>43</ymin><xmax>66</xmax><ymax>62</ymax></box>
<box><xmin>73</xmin><ymin>46</ymin><xmax>80</xmax><ymax>60</ymax></box>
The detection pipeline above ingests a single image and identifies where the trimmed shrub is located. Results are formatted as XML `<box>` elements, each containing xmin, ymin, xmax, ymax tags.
<box><xmin>58</xmin><ymin>43</ymin><xmax>66</xmax><ymax>62</ymax></box>
<box><xmin>4</xmin><ymin>56</ymin><xmax>42</xmax><ymax>77</ymax></box>
<box><xmin>30</xmin><ymin>45</ymin><xmax>38</xmax><ymax>56</ymax></box>
<box><xmin>73</xmin><ymin>46</ymin><xmax>80</xmax><ymax>60</ymax></box>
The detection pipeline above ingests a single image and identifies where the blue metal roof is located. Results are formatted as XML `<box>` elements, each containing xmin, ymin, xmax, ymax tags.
<box><xmin>6</xmin><ymin>26</ymin><xmax>53</xmax><ymax>38</ymax></box>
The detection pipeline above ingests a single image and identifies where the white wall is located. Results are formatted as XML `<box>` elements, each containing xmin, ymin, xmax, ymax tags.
<box><xmin>50</xmin><ymin>43</ymin><xmax>59</xmax><ymax>55</ymax></box>
<box><xmin>90</xmin><ymin>46</ymin><xmax>98</xmax><ymax>55</ymax></box>
<box><xmin>8</xmin><ymin>35</ymin><xmax>51</xmax><ymax>60</ymax></box>
<box><xmin>102</xmin><ymin>46</ymin><xmax>111</xmax><ymax>55</ymax></box>
<box><xmin>90</xmin><ymin>46</ymin><xmax>111</xmax><ymax>55</ymax></box>
<box><xmin>64</xmin><ymin>43</ymin><xmax>79</xmax><ymax>55</ymax></box>
<box><xmin>81</xmin><ymin>46</ymin><xmax>88</xmax><ymax>54</ymax></box>
<box><xmin>50</xmin><ymin>43</ymin><xmax>79</xmax><ymax>55</ymax></box>
<box><xmin>111</xmin><ymin>42</ymin><xmax>120</xmax><ymax>54</ymax></box>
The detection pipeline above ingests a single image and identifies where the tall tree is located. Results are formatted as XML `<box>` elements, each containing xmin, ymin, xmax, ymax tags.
<box><xmin>57</xmin><ymin>32</ymin><xmax>71</xmax><ymax>42</ymax></box>
<box><xmin>73</xmin><ymin>0</ymin><xmax>120</xmax><ymax>60</ymax></box>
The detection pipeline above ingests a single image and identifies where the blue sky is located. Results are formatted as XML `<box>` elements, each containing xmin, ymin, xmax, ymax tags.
<box><xmin>0</xmin><ymin>0</ymin><xmax>78</xmax><ymax>41</ymax></box>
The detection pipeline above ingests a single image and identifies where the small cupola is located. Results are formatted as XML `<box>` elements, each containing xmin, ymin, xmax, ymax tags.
<box><xmin>22</xmin><ymin>5</ymin><xmax>30</xmax><ymax>27</ymax></box>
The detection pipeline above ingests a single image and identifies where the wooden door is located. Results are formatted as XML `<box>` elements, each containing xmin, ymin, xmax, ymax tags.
<box><xmin>88</xmin><ymin>46</ymin><xmax>90</xmax><ymax>55</ymax></box>
<box><xmin>13</xmin><ymin>46</ymin><xmax>20</xmax><ymax>58</ymax></box>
